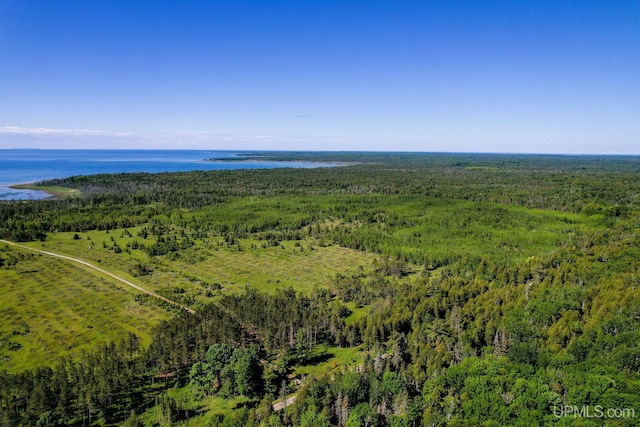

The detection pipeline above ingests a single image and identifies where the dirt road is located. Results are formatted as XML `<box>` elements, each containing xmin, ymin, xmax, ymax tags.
<box><xmin>0</xmin><ymin>239</ymin><xmax>195</xmax><ymax>313</ymax></box>
<box><xmin>272</xmin><ymin>395</ymin><xmax>297</xmax><ymax>411</ymax></box>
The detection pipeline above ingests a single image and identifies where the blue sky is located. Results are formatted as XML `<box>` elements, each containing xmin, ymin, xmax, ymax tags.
<box><xmin>1</xmin><ymin>1</ymin><xmax>638</xmax><ymax>153</ymax></box>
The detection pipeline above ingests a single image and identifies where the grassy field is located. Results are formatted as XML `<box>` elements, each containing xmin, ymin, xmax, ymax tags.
<box><xmin>293</xmin><ymin>344</ymin><xmax>365</xmax><ymax>378</ymax></box>
<box><xmin>11</xmin><ymin>183</ymin><xmax>81</xmax><ymax>198</ymax></box>
<box><xmin>324</xmin><ymin>195</ymin><xmax>603</xmax><ymax>266</ymax></box>
<box><xmin>23</xmin><ymin>228</ymin><xmax>376</xmax><ymax>298</ymax></box>
<box><xmin>1</xmin><ymin>229</ymin><xmax>375</xmax><ymax>373</ymax></box>
<box><xmin>0</xmin><ymin>244</ymin><xmax>170</xmax><ymax>373</ymax></box>
<box><xmin>166</xmin><ymin>238</ymin><xmax>376</xmax><ymax>294</ymax></box>
<box><xmin>138</xmin><ymin>390</ymin><xmax>253</xmax><ymax>427</ymax></box>
<box><xmin>344</xmin><ymin>302</ymin><xmax>369</xmax><ymax>326</ymax></box>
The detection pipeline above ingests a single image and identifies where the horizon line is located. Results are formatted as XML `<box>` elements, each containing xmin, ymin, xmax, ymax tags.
<box><xmin>1</xmin><ymin>147</ymin><xmax>639</xmax><ymax>157</ymax></box>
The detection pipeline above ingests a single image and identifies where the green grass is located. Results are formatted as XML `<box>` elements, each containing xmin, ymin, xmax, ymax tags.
<box><xmin>166</xmin><ymin>238</ymin><xmax>375</xmax><ymax>295</ymax></box>
<box><xmin>330</xmin><ymin>195</ymin><xmax>601</xmax><ymax>266</ymax></box>
<box><xmin>0</xmin><ymin>245</ymin><xmax>169</xmax><ymax>373</ymax></box>
<box><xmin>24</xmin><ymin>228</ymin><xmax>375</xmax><ymax>299</ymax></box>
<box><xmin>293</xmin><ymin>344</ymin><xmax>364</xmax><ymax>378</ymax></box>
<box><xmin>1</xmin><ymin>228</ymin><xmax>375</xmax><ymax>373</ymax></box>
<box><xmin>27</xmin><ymin>227</ymin><xmax>374</xmax><ymax>302</ymax></box>
<box><xmin>11</xmin><ymin>183</ymin><xmax>81</xmax><ymax>198</ymax></box>
<box><xmin>345</xmin><ymin>302</ymin><xmax>370</xmax><ymax>326</ymax></box>
<box><xmin>134</xmin><ymin>386</ymin><xmax>253</xmax><ymax>426</ymax></box>
<box><xmin>20</xmin><ymin>228</ymin><xmax>205</xmax><ymax>303</ymax></box>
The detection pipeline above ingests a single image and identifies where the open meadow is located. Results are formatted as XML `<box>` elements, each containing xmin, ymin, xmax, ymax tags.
<box><xmin>0</xmin><ymin>243</ymin><xmax>169</xmax><ymax>373</ymax></box>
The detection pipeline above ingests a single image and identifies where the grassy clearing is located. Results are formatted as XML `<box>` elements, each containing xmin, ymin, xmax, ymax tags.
<box><xmin>135</xmin><ymin>386</ymin><xmax>253</xmax><ymax>426</ymax></box>
<box><xmin>329</xmin><ymin>195</ymin><xmax>601</xmax><ymax>266</ymax></box>
<box><xmin>345</xmin><ymin>302</ymin><xmax>370</xmax><ymax>326</ymax></box>
<box><xmin>1</xmin><ymin>229</ymin><xmax>375</xmax><ymax>373</ymax></box>
<box><xmin>20</xmin><ymin>228</ymin><xmax>205</xmax><ymax>301</ymax></box>
<box><xmin>390</xmin><ymin>201</ymin><xmax>599</xmax><ymax>263</ymax></box>
<box><xmin>26</xmin><ymin>229</ymin><xmax>375</xmax><ymax>300</ymax></box>
<box><xmin>11</xmin><ymin>183</ymin><xmax>81</xmax><ymax>198</ymax></box>
<box><xmin>293</xmin><ymin>344</ymin><xmax>364</xmax><ymax>378</ymax></box>
<box><xmin>0</xmin><ymin>245</ymin><xmax>169</xmax><ymax>373</ymax></box>
<box><xmin>167</xmin><ymin>238</ymin><xmax>376</xmax><ymax>295</ymax></box>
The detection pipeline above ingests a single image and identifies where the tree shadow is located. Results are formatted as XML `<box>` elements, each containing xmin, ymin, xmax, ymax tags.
<box><xmin>298</xmin><ymin>351</ymin><xmax>334</xmax><ymax>367</ymax></box>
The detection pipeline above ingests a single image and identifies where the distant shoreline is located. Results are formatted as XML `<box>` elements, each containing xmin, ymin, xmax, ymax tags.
<box><xmin>204</xmin><ymin>157</ymin><xmax>355</xmax><ymax>167</ymax></box>
<box><xmin>0</xmin><ymin>149</ymin><xmax>341</xmax><ymax>201</ymax></box>
<box><xmin>8</xmin><ymin>183</ymin><xmax>79</xmax><ymax>199</ymax></box>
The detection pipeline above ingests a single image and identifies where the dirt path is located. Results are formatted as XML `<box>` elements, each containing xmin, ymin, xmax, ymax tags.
<box><xmin>0</xmin><ymin>239</ymin><xmax>195</xmax><ymax>314</ymax></box>
<box><xmin>272</xmin><ymin>395</ymin><xmax>297</xmax><ymax>411</ymax></box>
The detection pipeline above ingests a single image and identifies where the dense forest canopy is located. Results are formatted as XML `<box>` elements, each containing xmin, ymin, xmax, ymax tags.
<box><xmin>1</xmin><ymin>152</ymin><xmax>639</xmax><ymax>426</ymax></box>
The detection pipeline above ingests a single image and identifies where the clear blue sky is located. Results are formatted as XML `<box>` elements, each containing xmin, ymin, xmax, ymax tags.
<box><xmin>1</xmin><ymin>1</ymin><xmax>638</xmax><ymax>153</ymax></box>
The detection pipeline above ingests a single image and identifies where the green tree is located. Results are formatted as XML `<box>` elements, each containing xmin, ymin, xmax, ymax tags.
<box><xmin>345</xmin><ymin>402</ymin><xmax>376</xmax><ymax>427</ymax></box>
<box><xmin>189</xmin><ymin>361</ymin><xmax>213</xmax><ymax>395</ymax></box>
<box><xmin>299</xmin><ymin>407</ymin><xmax>331</xmax><ymax>427</ymax></box>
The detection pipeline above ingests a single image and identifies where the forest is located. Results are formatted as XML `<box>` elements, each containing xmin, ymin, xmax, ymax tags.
<box><xmin>1</xmin><ymin>152</ymin><xmax>639</xmax><ymax>426</ymax></box>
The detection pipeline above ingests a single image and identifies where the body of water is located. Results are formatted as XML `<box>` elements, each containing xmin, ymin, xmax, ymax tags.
<box><xmin>0</xmin><ymin>149</ymin><xmax>330</xmax><ymax>200</ymax></box>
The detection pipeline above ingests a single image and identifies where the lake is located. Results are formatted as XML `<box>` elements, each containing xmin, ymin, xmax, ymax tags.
<box><xmin>0</xmin><ymin>149</ymin><xmax>333</xmax><ymax>200</ymax></box>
